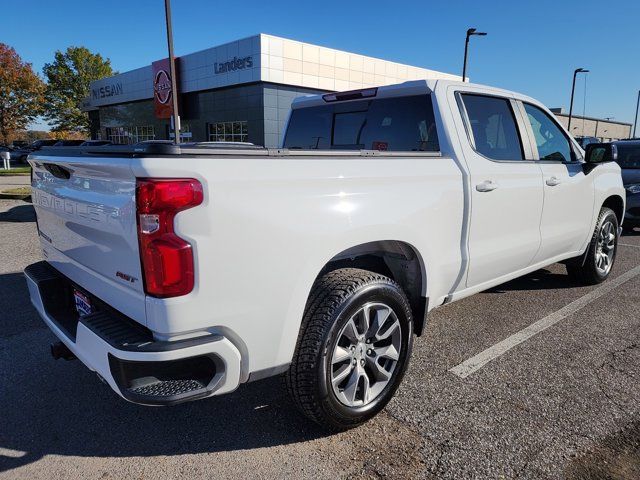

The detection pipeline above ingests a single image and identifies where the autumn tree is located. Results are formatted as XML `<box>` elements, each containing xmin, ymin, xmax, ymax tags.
<box><xmin>0</xmin><ymin>44</ymin><xmax>45</xmax><ymax>145</ymax></box>
<box><xmin>43</xmin><ymin>47</ymin><xmax>114</xmax><ymax>133</ymax></box>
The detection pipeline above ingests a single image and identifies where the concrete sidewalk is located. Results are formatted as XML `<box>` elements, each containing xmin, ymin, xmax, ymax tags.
<box><xmin>0</xmin><ymin>175</ymin><xmax>30</xmax><ymax>191</ymax></box>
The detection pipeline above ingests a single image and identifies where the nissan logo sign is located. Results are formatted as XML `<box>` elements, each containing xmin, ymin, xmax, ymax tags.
<box><xmin>154</xmin><ymin>69</ymin><xmax>172</xmax><ymax>104</ymax></box>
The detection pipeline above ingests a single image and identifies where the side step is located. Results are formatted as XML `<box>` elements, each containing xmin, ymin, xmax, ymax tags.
<box><xmin>108</xmin><ymin>354</ymin><xmax>223</xmax><ymax>406</ymax></box>
<box><xmin>129</xmin><ymin>379</ymin><xmax>207</xmax><ymax>398</ymax></box>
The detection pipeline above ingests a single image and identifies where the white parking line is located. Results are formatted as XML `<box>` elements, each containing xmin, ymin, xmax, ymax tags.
<box><xmin>450</xmin><ymin>265</ymin><xmax>640</xmax><ymax>379</ymax></box>
<box><xmin>619</xmin><ymin>243</ymin><xmax>640</xmax><ymax>248</ymax></box>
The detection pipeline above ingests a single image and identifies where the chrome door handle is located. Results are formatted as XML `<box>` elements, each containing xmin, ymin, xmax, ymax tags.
<box><xmin>546</xmin><ymin>176</ymin><xmax>561</xmax><ymax>187</ymax></box>
<box><xmin>476</xmin><ymin>180</ymin><xmax>498</xmax><ymax>192</ymax></box>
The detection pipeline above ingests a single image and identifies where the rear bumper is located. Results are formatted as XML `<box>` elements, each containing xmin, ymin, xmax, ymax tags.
<box><xmin>24</xmin><ymin>261</ymin><xmax>242</xmax><ymax>405</ymax></box>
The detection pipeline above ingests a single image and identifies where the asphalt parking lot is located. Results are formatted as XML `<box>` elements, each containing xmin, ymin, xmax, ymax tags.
<box><xmin>1</xmin><ymin>197</ymin><xmax>638</xmax><ymax>480</ymax></box>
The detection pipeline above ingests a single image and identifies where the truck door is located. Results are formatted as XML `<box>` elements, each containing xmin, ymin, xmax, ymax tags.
<box><xmin>457</xmin><ymin>92</ymin><xmax>544</xmax><ymax>288</ymax></box>
<box><xmin>520</xmin><ymin>102</ymin><xmax>595</xmax><ymax>261</ymax></box>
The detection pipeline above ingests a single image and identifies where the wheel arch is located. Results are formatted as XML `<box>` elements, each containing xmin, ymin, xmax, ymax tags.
<box><xmin>602</xmin><ymin>194</ymin><xmax>625</xmax><ymax>225</ymax></box>
<box><xmin>315</xmin><ymin>240</ymin><xmax>429</xmax><ymax>336</ymax></box>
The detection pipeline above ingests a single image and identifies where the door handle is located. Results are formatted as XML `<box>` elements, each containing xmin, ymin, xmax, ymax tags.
<box><xmin>546</xmin><ymin>176</ymin><xmax>561</xmax><ymax>187</ymax></box>
<box><xmin>476</xmin><ymin>180</ymin><xmax>498</xmax><ymax>192</ymax></box>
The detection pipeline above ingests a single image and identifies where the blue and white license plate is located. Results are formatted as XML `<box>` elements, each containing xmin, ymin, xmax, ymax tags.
<box><xmin>73</xmin><ymin>289</ymin><xmax>92</xmax><ymax>317</ymax></box>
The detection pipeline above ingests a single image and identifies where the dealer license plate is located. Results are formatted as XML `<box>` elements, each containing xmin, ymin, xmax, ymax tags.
<box><xmin>73</xmin><ymin>289</ymin><xmax>93</xmax><ymax>317</ymax></box>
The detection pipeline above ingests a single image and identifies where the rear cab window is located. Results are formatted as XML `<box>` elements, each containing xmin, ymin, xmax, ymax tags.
<box><xmin>283</xmin><ymin>95</ymin><xmax>439</xmax><ymax>152</ymax></box>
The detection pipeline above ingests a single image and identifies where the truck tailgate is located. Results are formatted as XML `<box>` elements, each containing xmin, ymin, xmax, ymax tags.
<box><xmin>29</xmin><ymin>154</ymin><xmax>146</xmax><ymax>323</ymax></box>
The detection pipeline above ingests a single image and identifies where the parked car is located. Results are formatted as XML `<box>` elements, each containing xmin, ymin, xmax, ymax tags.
<box><xmin>12</xmin><ymin>139</ymin><xmax>58</xmax><ymax>162</ymax></box>
<box><xmin>575</xmin><ymin>136</ymin><xmax>599</xmax><ymax>149</ymax></box>
<box><xmin>53</xmin><ymin>140</ymin><xmax>86</xmax><ymax>146</ymax></box>
<box><xmin>611</xmin><ymin>139</ymin><xmax>640</xmax><ymax>232</ymax></box>
<box><xmin>24</xmin><ymin>80</ymin><xmax>624</xmax><ymax>430</ymax></box>
<box><xmin>79</xmin><ymin>140</ymin><xmax>113</xmax><ymax>146</ymax></box>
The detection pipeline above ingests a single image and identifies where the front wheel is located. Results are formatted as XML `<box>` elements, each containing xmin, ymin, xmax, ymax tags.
<box><xmin>567</xmin><ymin>207</ymin><xmax>619</xmax><ymax>285</ymax></box>
<box><xmin>285</xmin><ymin>268</ymin><xmax>413</xmax><ymax>431</ymax></box>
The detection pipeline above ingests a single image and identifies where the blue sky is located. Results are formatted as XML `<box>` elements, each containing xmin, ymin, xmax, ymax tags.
<box><xmin>4</xmin><ymin>0</ymin><xmax>639</xmax><ymax>130</ymax></box>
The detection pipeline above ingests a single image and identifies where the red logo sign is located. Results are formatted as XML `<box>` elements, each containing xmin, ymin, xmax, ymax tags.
<box><xmin>152</xmin><ymin>58</ymin><xmax>177</xmax><ymax>119</ymax></box>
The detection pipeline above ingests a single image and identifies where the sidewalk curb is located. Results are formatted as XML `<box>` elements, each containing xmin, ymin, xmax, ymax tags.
<box><xmin>0</xmin><ymin>192</ymin><xmax>31</xmax><ymax>201</ymax></box>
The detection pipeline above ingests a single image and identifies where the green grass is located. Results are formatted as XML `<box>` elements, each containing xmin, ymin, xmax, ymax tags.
<box><xmin>0</xmin><ymin>167</ymin><xmax>31</xmax><ymax>176</ymax></box>
<box><xmin>0</xmin><ymin>186</ymin><xmax>31</xmax><ymax>196</ymax></box>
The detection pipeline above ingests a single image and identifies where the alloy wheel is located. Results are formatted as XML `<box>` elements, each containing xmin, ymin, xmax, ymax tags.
<box><xmin>595</xmin><ymin>220</ymin><xmax>616</xmax><ymax>275</ymax></box>
<box><xmin>330</xmin><ymin>302</ymin><xmax>402</xmax><ymax>407</ymax></box>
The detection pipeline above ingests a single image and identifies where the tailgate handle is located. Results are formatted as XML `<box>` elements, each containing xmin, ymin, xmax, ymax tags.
<box><xmin>43</xmin><ymin>163</ymin><xmax>71</xmax><ymax>180</ymax></box>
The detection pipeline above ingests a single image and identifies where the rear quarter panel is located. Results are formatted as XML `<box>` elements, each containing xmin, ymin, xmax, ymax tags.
<box><xmin>130</xmin><ymin>154</ymin><xmax>464</xmax><ymax>376</ymax></box>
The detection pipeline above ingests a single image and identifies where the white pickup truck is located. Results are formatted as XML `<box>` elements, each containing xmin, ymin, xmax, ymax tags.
<box><xmin>25</xmin><ymin>80</ymin><xmax>624</xmax><ymax>430</ymax></box>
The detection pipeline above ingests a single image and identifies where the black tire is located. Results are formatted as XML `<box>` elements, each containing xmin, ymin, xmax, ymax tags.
<box><xmin>285</xmin><ymin>268</ymin><xmax>413</xmax><ymax>431</ymax></box>
<box><xmin>566</xmin><ymin>207</ymin><xmax>619</xmax><ymax>285</ymax></box>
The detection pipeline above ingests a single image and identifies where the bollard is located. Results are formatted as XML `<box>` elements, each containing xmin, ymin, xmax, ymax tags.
<box><xmin>0</xmin><ymin>152</ymin><xmax>10</xmax><ymax>170</ymax></box>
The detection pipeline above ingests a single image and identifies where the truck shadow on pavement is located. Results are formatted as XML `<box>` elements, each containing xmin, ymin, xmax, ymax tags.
<box><xmin>487</xmin><ymin>268</ymin><xmax>582</xmax><ymax>293</ymax></box>
<box><xmin>0</xmin><ymin>203</ymin><xmax>36</xmax><ymax>223</ymax></box>
<box><xmin>0</xmin><ymin>270</ymin><xmax>329</xmax><ymax>474</ymax></box>
<box><xmin>489</xmin><ymin>230</ymin><xmax>639</xmax><ymax>294</ymax></box>
<box><xmin>0</xmin><ymin>351</ymin><xmax>327</xmax><ymax>473</ymax></box>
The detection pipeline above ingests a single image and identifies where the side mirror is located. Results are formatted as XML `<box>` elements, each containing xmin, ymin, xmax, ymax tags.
<box><xmin>585</xmin><ymin>143</ymin><xmax>618</xmax><ymax>164</ymax></box>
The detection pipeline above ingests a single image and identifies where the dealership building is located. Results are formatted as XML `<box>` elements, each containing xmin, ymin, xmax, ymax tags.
<box><xmin>550</xmin><ymin>108</ymin><xmax>632</xmax><ymax>142</ymax></box>
<box><xmin>83</xmin><ymin>34</ymin><xmax>460</xmax><ymax>147</ymax></box>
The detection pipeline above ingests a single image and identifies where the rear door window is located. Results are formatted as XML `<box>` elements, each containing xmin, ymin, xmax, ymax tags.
<box><xmin>284</xmin><ymin>95</ymin><xmax>439</xmax><ymax>152</ymax></box>
<box><xmin>460</xmin><ymin>94</ymin><xmax>524</xmax><ymax>161</ymax></box>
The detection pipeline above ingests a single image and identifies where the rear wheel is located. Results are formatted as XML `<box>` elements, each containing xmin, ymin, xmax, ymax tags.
<box><xmin>567</xmin><ymin>207</ymin><xmax>619</xmax><ymax>285</ymax></box>
<box><xmin>285</xmin><ymin>268</ymin><xmax>413</xmax><ymax>430</ymax></box>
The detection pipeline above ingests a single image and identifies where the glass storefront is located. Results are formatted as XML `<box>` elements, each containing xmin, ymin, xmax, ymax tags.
<box><xmin>105</xmin><ymin>125</ymin><xmax>156</xmax><ymax>144</ymax></box>
<box><xmin>207</xmin><ymin>121</ymin><xmax>248</xmax><ymax>142</ymax></box>
<box><xmin>90</xmin><ymin>83</ymin><xmax>323</xmax><ymax>147</ymax></box>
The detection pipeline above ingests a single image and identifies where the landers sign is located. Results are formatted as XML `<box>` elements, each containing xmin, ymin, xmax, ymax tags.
<box><xmin>152</xmin><ymin>58</ymin><xmax>178</xmax><ymax>119</ymax></box>
<box><xmin>214</xmin><ymin>56</ymin><xmax>253</xmax><ymax>74</ymax></box>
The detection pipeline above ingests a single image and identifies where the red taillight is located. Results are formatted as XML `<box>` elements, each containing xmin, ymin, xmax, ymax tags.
<box><xmin>136</xmin><ymin>178</ymin><xmax>203</xmax><ymax>298</ymax></box>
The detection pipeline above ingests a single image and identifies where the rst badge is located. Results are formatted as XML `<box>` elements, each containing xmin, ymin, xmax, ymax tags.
<box><xmin>116</xmin><ymin>271</ymin><xmax>138</xmax><ymax>284</ymax></box>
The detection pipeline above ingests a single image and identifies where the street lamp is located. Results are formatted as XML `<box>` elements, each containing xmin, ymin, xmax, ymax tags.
<box><xmin>568</xmin><ymin>68</ymin><xmax>589</xmax><ymax>132</ymax></box>
<box><xmin>164</xmin><ymin>0</ymin><xmax>181</xmax><ymax>145</ymax></box>
<box><xmin>462</xmin><ymin>28</ymin><xmax>487</xmax><ymax>82</ymax></box>
<box><xmin>633</xmin><ymin>90</ymin><xmax>639</xmax><ymax>139</ymax></box>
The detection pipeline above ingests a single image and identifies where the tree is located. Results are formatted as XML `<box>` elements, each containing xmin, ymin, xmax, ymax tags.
<box><xmin>0</xmin><ymin>44</ymin><xmax>45</xmax><ymax>145</ymax></box>
<box><xmin>43</xmin><ymin>47</ymin><xmax>114</xmax><ymax>133</ymax></box>
<box><xmin>6</xmin><ymin>129</ymin><xmax>50</xmax><ymax>145</ymax></box>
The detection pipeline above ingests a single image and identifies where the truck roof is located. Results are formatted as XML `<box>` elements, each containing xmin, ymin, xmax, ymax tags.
<box><xmin>291</xmin><ymin>79</ymin><xmax>532</xmax><ymax>109</ymax></box>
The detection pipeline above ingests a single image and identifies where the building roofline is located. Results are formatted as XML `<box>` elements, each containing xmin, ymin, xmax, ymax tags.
<box><xmin>552</xmin><ymin>111</ymin><xmax>632</xmax><ymax>127</ymax></box>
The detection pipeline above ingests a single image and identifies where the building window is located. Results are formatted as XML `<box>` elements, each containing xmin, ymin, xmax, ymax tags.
<box><xmin>105</xmin><ymin>126</ymin><xmax>156</xmax><ymax>144</ymax></box>
<box><xmin>168</xmin><ymin>124</ymin><xmax>192</xmax><ymax>142</ymax></box>
<box><xmin>208</xmin><ymin>121</ymin><xmax>248</xmax><ymax>142</ymax></box>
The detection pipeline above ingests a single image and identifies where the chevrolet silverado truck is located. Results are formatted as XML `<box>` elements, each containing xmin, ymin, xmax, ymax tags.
<box><xmin>24</xmin><ymin>80</ymin><xmax>624</xmax><ymax>430</ymax></box>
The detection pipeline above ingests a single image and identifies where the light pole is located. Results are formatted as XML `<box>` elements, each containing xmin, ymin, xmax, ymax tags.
<box><xmin>164</xmin><ymin>0</ymin><xmax>181</xmax><ymax>144</ymax></box>
<box><xmin>633</xmin><ymin>90</ymin><xmax>639</xmax><ymax>139</ymax></box>
<box><xmin>568</xmin><ymin>68</ymin><xmax>589</xmax><ymax>133</ymax></box>
<box><xmin>462</xmin><ymin>28</ymin><xmax>487</xmax><ymax>82</ymax></box>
